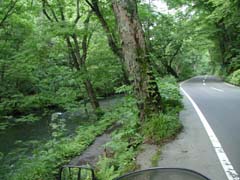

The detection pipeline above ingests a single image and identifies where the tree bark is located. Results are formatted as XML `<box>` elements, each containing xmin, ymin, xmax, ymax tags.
<box><xmin>112</xmin><ymin>0</ymin><xmax>162</xmax><ymax>120</ymax></box>
<box><xmin>84</xmin><ymin>78</ymin><xmax>99</xmax><ymax>110</ymax></box>
<box><xmin>85</xmin><ymin>0</ymin><xmax>130</xmax><ymax>84</ymax></box>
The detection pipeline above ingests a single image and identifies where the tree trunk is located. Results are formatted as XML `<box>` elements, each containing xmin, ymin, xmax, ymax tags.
<box><xmin>166</xmin><ymin>65</ymin><xmax>179</xmax><ymax>78</ymax></box>
<box><xmin>86</xmin><ymin>0</ymin><xmax>130</xmax><ymax>84</ymax></box>
<box><xmin>84</xmin><ymin>78</ymin><xmax>100</xmax><ymax>110</ymax></box>
<box><xmin>112</xmin><ymin>0</ymin><xmax>162</xmax><ymax>120</ymax></box>
<box><xmin>67</xmin><ymin>35</ymin><xmax>100</xmax><ymax>112</ymax></box>
<box><xmin>41</xmin><ymin>1</ymin><xmax>100</xmax><ymax>113</ymax></box>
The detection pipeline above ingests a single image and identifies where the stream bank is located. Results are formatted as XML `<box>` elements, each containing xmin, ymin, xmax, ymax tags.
<box><xmin>0</xmin><ymin>95</ymin><xmax>124</xmax><ymax>179</ymax></box>
<box><xmin>69</xmin><ymin>122</ymin><xmax>122</xmax><ymax>167</ymax></box>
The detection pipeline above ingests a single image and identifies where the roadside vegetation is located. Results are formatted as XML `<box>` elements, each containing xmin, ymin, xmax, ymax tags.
<box><xmin>96</xmin><ymin>77</ymin><xmax>183</xmax><ymax>180</ymax></box>
<box><xmin>0</xmin><ymin>0</ymin><xmax>239</xmax><ymax>179</ymax></box>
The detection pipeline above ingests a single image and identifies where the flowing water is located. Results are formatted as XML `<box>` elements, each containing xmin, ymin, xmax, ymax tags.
<box><xmin>0</xmin><ymin>95</ymin><xmax>124</xmax><ymax>176</ymax></box>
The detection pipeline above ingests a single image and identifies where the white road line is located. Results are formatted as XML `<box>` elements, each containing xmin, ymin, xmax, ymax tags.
<box><xmin>210</xmin><ymin>87</ymin><xmax>224</xmax><ymax>92</ymax></box>
<box><xmin>202</xmin><ymin>75</ymin><xmax>207</xmax><ymax>86</ymax></box>
<box><xmin>224</xmin><ymin>82</ymin><xmax>236</xmax><ymax>88</ymax></box>
<box><xmin>203</xmin><ymin>80</ymin><xmax>206</xmax><ymax>86</ymax></box>
<box><xmin>180</xmin><ymin>86</ymin><xmax>239</xmax><ymax>180</ymax></box>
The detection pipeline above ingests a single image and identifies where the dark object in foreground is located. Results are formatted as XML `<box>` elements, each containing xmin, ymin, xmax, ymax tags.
<box><xmin>59</xmin><ymin>166</ymin><xmax>211</xmax><ymax>180</ymax></box>
<box><xmin>59</xmin><ymin>165</ymin><xmax>97</xmax><ymax>180</ymax></box>
<box><xmin>115</xmin><ymin>168</ymin><xmax>211</xmax><ymax>180</ymax></box>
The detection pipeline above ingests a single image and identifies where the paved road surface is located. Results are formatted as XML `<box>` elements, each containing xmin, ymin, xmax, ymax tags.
<box><xmin>181</xmin><ymin>76</ymin><xmax>240</xmax><ymax>179</ymax></box>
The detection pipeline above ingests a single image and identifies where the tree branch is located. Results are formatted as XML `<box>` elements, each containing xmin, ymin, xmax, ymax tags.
<box><xmin>85</xmin><ymin>0</ymin><xmax>95</xmax><ymax>10</ymax></box>
<box><xmin>57</xmin><ymin>0</ymin><xmax>65</xmax><ymax>21</ymax></box>
<box><xmin>169</xmin><ymin>42</ymin><xmax>182</xmax><ymax>66</ymax></box>
<box><xmin>71</xmin><ymin>34</ymin><xmax>83</xmax><ymax>66</ymax></box>
<box><xmin>74</xmin><ymin>0</ymin><xmax>81</xmax><ymax>24</ymax></box>
<box><xmin>66</xmin><ymin>36</ymin><xmax>80</xmax><ymax>70</ymax></box>
<box><xmin>43</xmin><ymin>0</ymin><xmax>59</xmax><ymax>22</ymax></box>
<box><xmin>0</xmin><ymin>0</ymin><xmax>18</xmax><ymax>27</ymax></box>
<box><xmin>85</xmin><ymin>0</ymin><xmax>123</xmax><ymax>59</ymax></box>
<box><xmin>82</xmin><ymin>12</ymin><xmax>92</xmax><ymax>63</ymax></box>
<box><xmin>42</xmin><ymin>0</ymin><xmax>53</xmax><ymax>22</ymax></box>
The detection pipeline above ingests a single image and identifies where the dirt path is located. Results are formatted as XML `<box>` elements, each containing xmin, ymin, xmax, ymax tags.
<box><xmin>136</xmin><ymin>144</ymin><xmax>158</xmax><ymax>169</ymax></box>
<box><xmin>69</xmin><ymin>122</ymin><xmax>121</xmax><ymax>167</ymax></box>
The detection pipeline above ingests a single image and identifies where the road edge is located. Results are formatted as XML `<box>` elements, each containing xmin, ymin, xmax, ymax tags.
<box><xmin>180</xmin><ymin>81</ymin><xmax>240</xmax><ymax>180</ymax></box>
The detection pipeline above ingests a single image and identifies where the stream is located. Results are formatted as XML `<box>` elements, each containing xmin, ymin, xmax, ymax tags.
<box><xmin>0</xmin><ymin>95</ymin><xmax>123</xmax><ymax>176</ymax></box>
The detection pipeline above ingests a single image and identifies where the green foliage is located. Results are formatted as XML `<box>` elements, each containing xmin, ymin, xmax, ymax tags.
<box><xmin>96</xmin><ymin>96</ymin><xmax>141</xmax><ymax>180</ymax></box>
<box><xmin>138</xmin><ymin>4</ymin><xmax>212</xmax><ymax>80</ymax></box>
<box><xmin>115</xmin><ymin>84</ymin><xmax>133</xmax><ymax>95</ymax></box>
<box><xmin>164</xmin><ymin>0</ymin><xmax>240</xmax><ymax>76</ymax></box>
<box><xmin>0</xmin><ymin>122</ymin><xmax>9</xmax><ymax>131</ymax></box>
<box><xmin>87</xmin><ymin>31</ymin><xmax>125</xmax><ymax>97</ymax></box>
<box><xmin>4</xmin><ymin>0</ymin><xmax>238</xmax><ymax>179</ymax></box>
<box><xmin>0</xmin><ymin>0</ymin><xmax>126</xmax><ymax>127</ymax></box>
<box><xmin>157</xmin><ymin>76</ymin><xmax>183</xmax><ymax>112</ymax></box>
<box><xmin>96</xmin><ymin>157</ymin><xmax>120</xmax><ymax>180</ymax></box>
<box><xmin>228</xmin><ymin>69</ymin><xmax>240</xmax><ymax>86</ymax></box>
<box><xmin>151</xmin><ymin>149</ymin><xmax>161</xmax><ymax>167</ymax></box>
<box><xmin>142</xmin><ymin>76</ymin><xmax>182</xmax><ymax>144</ymax></box>
<box><xmin>96</xmin><ymin>77</ymin><xmax>183</xmax><ymax>179</ymax></box>
<box><xmin>143</xmin><ymin>112</ymin><xmax>182</xmax><ymax>144</ymax></box>
<box><xmin>14</xmin><ymin>114</ymin><xmax>40</xmax><ymax>123</ymax></box>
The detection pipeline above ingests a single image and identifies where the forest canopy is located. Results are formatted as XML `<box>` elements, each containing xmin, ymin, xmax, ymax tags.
<box><xmin>0</xmin><ymin>0</ymin><xmax>240</xmax><ymax>179</ymax></box>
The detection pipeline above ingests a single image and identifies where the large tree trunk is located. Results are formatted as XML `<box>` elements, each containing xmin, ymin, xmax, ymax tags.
<box><xmin>112</xmin><ymin>0</ymin><xmax>162</xmax><ymax>120</ymax></box>
<box><xmin>85</xmin><ymin>0</ymin><xmax>130</xmax><ymax>84</ymax></box>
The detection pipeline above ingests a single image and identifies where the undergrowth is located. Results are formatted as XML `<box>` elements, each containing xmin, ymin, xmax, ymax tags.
<box><xmin>227</xmin><ymin>69</ymin><xmax>240</xmax><ymax>86</ymax></box>
<box><xmin>143</xmin><ymin>112</ymin><xmax>182</xmax><ymax>144</ymax></box>
<box><xmin>4</xmin><ymin>76</ymin><xmax>183</xmax><ymax>180</ymax></box>
<box><xmin>95</xmin><ymin>76</ymin><xmax>183</xmax><ymax>179</ymax></box>
<box><xmin>96</xmin><ymin>96</ymin><xmax>141</xmax><ymax>179</ymax></box>
<box><xmin>2</xmin><ymin>108</ymin><xmax>120</xmax><ymax>180</ymax></box>
<box><xmin>142</xmin><ymin>76</ymin><xmax>183</xmax><ymax>144</ymax></box>
<box><xmin>151</xmin><ymin>149</ymin><xmax>161</xmax><ymax>167</ymax></box>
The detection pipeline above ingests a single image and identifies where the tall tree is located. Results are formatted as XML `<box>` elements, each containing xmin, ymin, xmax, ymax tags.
<box><xmin>40</xmin><ymin>0</ymin><xmax>100</xmax><ymax>112</ymax></box>
<box><xmin>85</xmin><ymin>0</ymin><xmax>130</xmax><ymax>84</ymax></box>
<box><xmin>165</xmin><ymin>0</ymin><xmax>240</xmax><ymax>75</ymax></box>
<box><xmin>111</xmin><ymin>0</ymin><xmax>162</xmax><ymax>120</ymax></box>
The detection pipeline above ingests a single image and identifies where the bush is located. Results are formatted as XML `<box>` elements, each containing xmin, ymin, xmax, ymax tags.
<box><xmin>157</xmin><ymin>76</ymin><xmax>183</xmax><ymax>112</ymax></box>
<box><xmin>143</xmin><ymin>113</ymin><xmax>182</xmax><ymax>144</ymax></box>
<box><xmin>96</xmin><ymin>96</ymin><xmax>141</xmax><ymax>180</ymax></box>
<box><xmin>96</xmin><ymin>76</ymin><xmax>183</xmax><ymax>179</ymax></box>
<box><xmin>143</xmin><ymin>76</ymin><xmax>183</xmax><ymax>144</ymax></box>
<box><xmin>228</xmin><ymin>69</ymin><xmax>240</xmax><ymax>86</ymax></box>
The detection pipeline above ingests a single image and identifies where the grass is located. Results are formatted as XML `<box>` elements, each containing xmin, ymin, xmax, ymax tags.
<box><xmin>151</xmin><ymin>149</ymin><xmax>161</xmax><ymax>167</ymax></box>
<box><xmin>2</xmin><ymin>108</ymin><xmax>120</xmax><ymax>180</ymax></box>
<box><xmin>95</xmin><ymin>76</ymin><xmax>183</xmax><ymax>179</ymax></box>
<box><xmin>142</xmin><ymin>112</ymin><xmax>182</xmax><ymax>144</ymax></box>
<box><xmin>227</xmin><ymin>69</ymin><xmax>240</xmax><ymax>86</ymax></box>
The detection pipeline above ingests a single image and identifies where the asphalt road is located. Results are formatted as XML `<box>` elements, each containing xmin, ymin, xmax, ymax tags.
<box><xmin>181</xmin><ymin>75</ymin><xmax>240</xmax><ymax>179</ymax></box>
